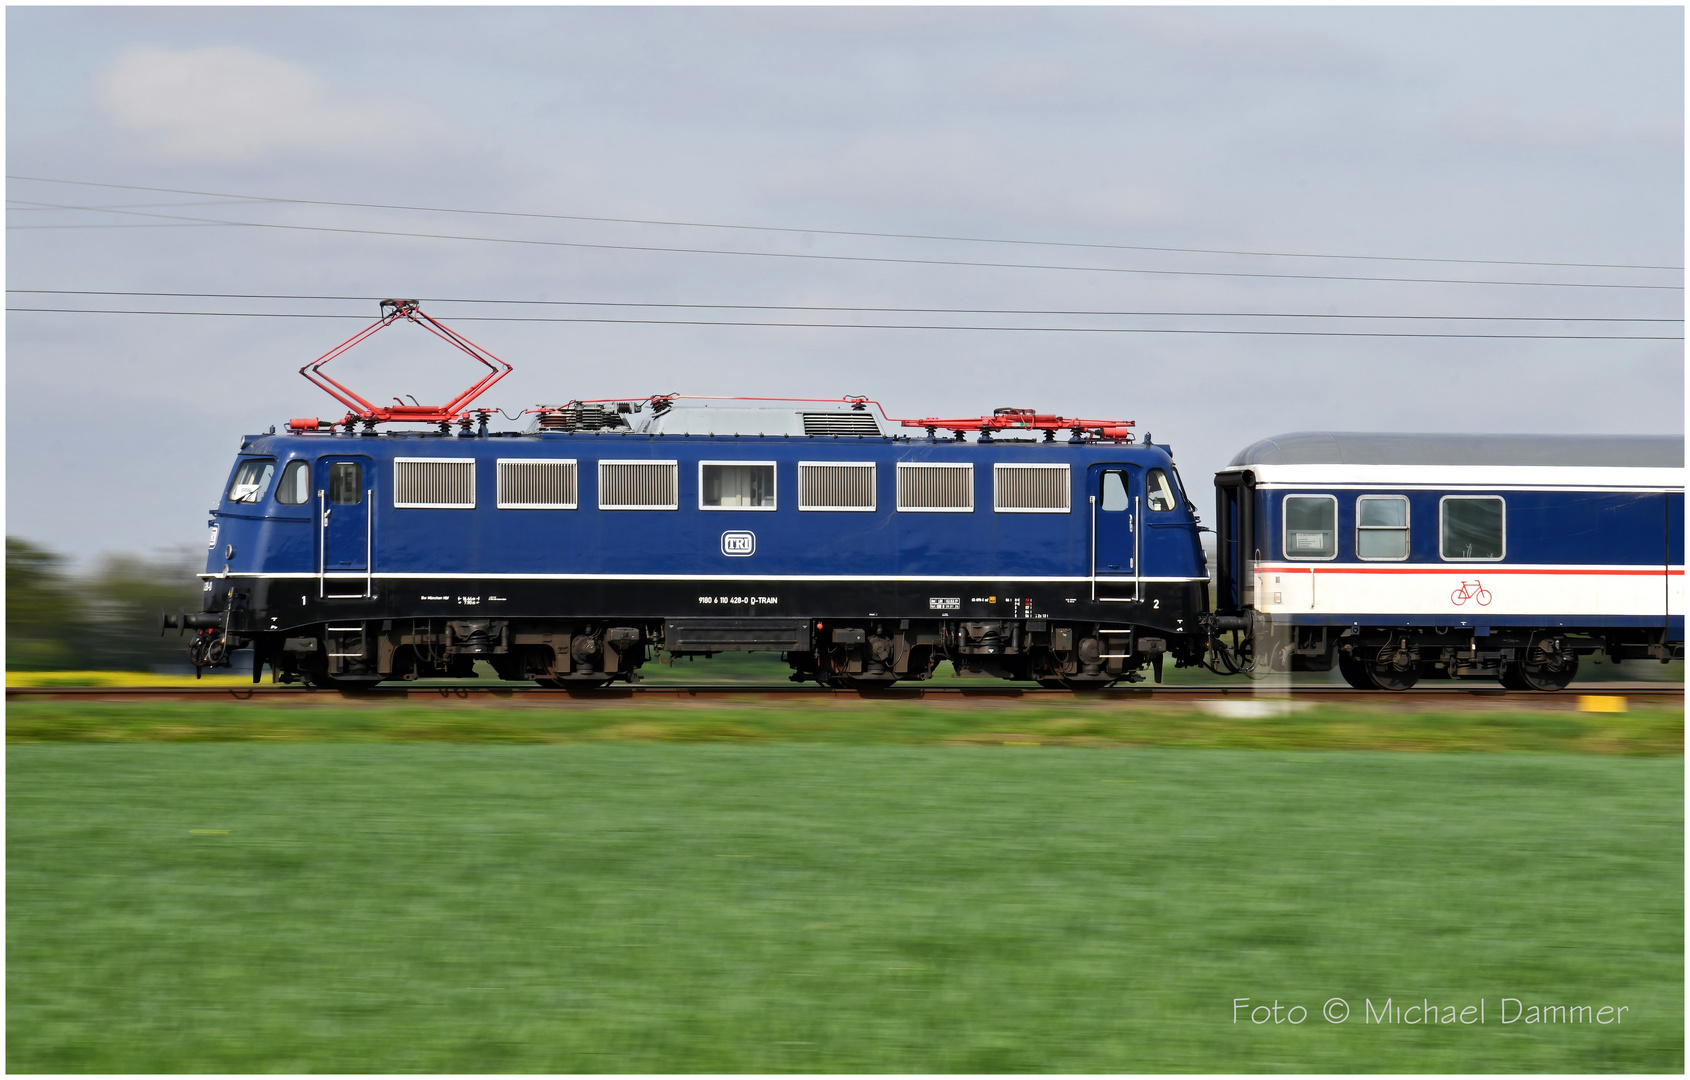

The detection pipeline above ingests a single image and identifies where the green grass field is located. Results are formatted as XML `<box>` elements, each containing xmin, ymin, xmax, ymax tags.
<box><xmin>8</xmin><ymin>732</ymin><xmax>1683</xmax><ymax>1071</ymax></box>
<box><xmin>6</xmin><ymin>695</ymin><xmax>1684</xmax><ymax>755</ymax></box>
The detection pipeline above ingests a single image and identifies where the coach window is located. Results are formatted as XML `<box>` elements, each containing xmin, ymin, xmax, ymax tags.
<box><xmin>1440</xmin><ymin>496</ymin><xmax>1504</xmax><ymax>560</ymax></box>
<box><xmin>1282</xmin><ymin>494</ymin><xmax>1336</xmax><ymax>560</ymax></box>
<box><xmin>1145</xmin><ymin>469</ymin><xmax>1177</xmax><ymax>512</ymax></box>
<box><xmin>226</xmin><ymin>458</ymin><xmax>275</xmax><ymax>503</ymax></box>
<box><xmin>1100</xmin><ymin>471</ymin><xmax>1129</xmax><ymax>511</ymax></box>
<box><xmin>700</xmin><ymin>462</ymin><xmax>776</xmax><ymax>509</ymax></box>
<box><xmin>328</xmin><ymin>462</ymin><xmax>363</xmax><ymax>505</ymax></box>
<box><xmin>276</xmin><ymin>460</ymin><xmax>311</xmax><ymax>506</ymax></box>
<box><xmin>1356</xmin><ymin>495</ymin><xmax>1409</xmax><ymax>560</ymax></box>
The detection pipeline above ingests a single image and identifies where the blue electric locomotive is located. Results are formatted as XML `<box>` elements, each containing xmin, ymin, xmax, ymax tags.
<box><xmin>193</xmin><ymin>395</ymin><xmax>1208</xmax><ymax>688</ymax></box>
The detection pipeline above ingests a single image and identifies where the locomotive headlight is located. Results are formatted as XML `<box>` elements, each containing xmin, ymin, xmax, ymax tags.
<box><xmin>224</xmin><ymin>544</ymin><xmax>236</xmax><ymax>559</ymax></box>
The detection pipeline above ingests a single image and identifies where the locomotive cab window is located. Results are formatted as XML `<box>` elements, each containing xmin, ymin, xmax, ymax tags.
<box><xmin>1440</xmin><ymin>496</ymin><xmax>1505</xmax><ymax>560</ymax></box>
<box><xmin>276</xmin><ymin>460</ymin><xmax>310</xmax><ymax>506</ymax></box>
<box><xmin>1145</xmin><ymin>468</ymin><xmax>1177</xmax><ymax>512</ymax></box>
<box><xmin>1282</xmin><ymin>494</ymin><xmax>1336</xmax><ymax>560</ymax></box>
<box><xmin>227</xmin><ymin>459</ymin><xmax>275</xmax><ymax>503</ymax></box>
<box><xmin>1356</xmin><ymin>495</ymin><xmax>1409</xmax><ymax>560</ymax></box>
<box><xmin>328</xmin><ymin>462</ymin><xmax>363</xmax><ymax>505</ymax></box>
<box><xmin>700</xmin><ymin>462</ymin><xmax>775</xmax><ymax>509</ymax></box>
<box><xmin>1100</xmin><ymin>471</ymin><xmax>1129</xmax><ymax>511</ymax></box>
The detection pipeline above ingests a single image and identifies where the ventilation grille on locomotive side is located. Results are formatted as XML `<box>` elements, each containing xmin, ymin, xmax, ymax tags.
<box><xmin>393</xmin><ymin>459</ymin><xmax>476</xmax><ymax>508</ymax></box>
<box><xmin>797</xmin><ymin>462</ymin><xmax>877</xmax><ymax>510</ymax></box>
<box><xmin>801</xmin><ymin>412</ymin><xmax>882</xmax><ymax>436</ymax></box>
<box><xmin>994</xmin><ymin>463</ymin><xmax>1070</xmax><ymax>512</ymax></box>
<box><xmin>896</xmin><ymin>463</ymin><xmax>974</xmax><ymax>512</ymax></box>
<box><xmin>599</xmin><ymin>461</ymin><xmax>679</xmax><ymax>509</ymax></box>
<box><xmin>497</xmin><ymin>460</ymin><xmax>578</xmax><ymax>509</ymax></box>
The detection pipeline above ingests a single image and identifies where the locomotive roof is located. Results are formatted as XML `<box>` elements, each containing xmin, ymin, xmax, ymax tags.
<box><xmin>1228</xmin><ymin>432</ymin><xmax>1684</xmax><ymax>469</ymax></box>
<box><xmin>632</xmin><ymin>403</ymin><xmax>883</xmax><ymax>437</ymax></box>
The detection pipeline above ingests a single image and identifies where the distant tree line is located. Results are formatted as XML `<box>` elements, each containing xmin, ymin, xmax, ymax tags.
<box><xmin>6</xmin><ymin>537</ymin><xmax>205</xmax><ymax>671</ymax></box>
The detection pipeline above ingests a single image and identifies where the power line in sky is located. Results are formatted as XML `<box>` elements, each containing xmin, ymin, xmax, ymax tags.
<box><xmin>7</xmin><ymin>173</ymin><xmax>1680</xmax><ymax>273</ymax></box>
<box><xmin>8</xmin><ymin>307</ymin><xmax>1680</xmax><ymax>341</ymax></box>
<box><xmin>5</xmin><ymin>199</ymin><xmax>1680</xmax><ymax>292</ymax></box>
<box><xmin>7</xmin><ymin>289</ymin><xmax>1681</xmax><ymax>323</ymax></box>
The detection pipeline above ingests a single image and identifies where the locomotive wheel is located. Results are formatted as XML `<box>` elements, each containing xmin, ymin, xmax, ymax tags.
<box><xmin>836</xmin><ymin>676</ymin><xmax>899</xmax><ymax>691</ymax></box>
<box><xmin>535</xmin><ymin>676</ymin><xmax>613</xmax><ymax>690</ymax></box>
<box><xmin>1055</xmin><ymin>677</ymin><xmax>1113</xmax><ymax>692</ymax></box>
<box><xmin>314</xmin><ymin>673</ymin><xmax>383</xmax><ymax>692</ymax></box>
<box><xmin>1337</xmin><ymin>652</ymin><xmax>1375</xmax><ymax>690</ymax></box>
<box><xmin>1516</xmin><ymin>653</ymin><xmax>1578</xmax><ymax>692</ymax></box>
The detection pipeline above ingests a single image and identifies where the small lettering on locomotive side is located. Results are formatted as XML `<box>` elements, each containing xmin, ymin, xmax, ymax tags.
<box><xmin>929</xmin><ymin>597</ymin><xmax>961</xmax><ymax>610</ymax></box>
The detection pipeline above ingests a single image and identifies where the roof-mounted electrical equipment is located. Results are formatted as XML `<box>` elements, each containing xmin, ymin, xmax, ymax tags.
<box><xmin>898</xmin><ymin>407</ymin><xmax>1135</xmax><ymax>443</ymax></box>
<box><xmin>287</xmin><ymin>299</ymin><xmax>512</xmax><ymax>433</ymax></box>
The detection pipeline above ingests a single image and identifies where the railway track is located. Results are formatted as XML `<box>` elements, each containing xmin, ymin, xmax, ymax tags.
<box><xmin>8</xmin><ymin>682</ymin><xmax>1683</xmax><ymax>704</ymax></box>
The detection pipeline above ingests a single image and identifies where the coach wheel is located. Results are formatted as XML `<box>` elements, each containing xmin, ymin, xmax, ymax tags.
<box><xmin>1517</xmin><ymin>653</ymin><xmax>1578</xmax><ymax>692</ymax></box>
<box><xmin>1498</xmin><ymin>664</ymin><xmax>1529</xmax><ymax>691</ymax></box>
<box><xmin>1337</xmin><ymin>652</ymin><xmax>1375</xmax><ymax>690</ymax></box>
<box><xmin>1366</xmin><ymin>661</ymin><xmax>1419</xmax><ymax>692</ymax></box>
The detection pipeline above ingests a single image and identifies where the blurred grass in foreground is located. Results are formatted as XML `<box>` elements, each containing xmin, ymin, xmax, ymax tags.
<box><xmin>8</xmin><ymin>745</ymin><xmax>1681</xmax><ymax>1072</ymax></box>
<box><xmin>7</xmin><ymin>698</ymin><xmax>1682</xmax><ymax>755</ymax></box>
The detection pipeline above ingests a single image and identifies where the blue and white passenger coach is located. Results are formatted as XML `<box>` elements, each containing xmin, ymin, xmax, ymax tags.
<box><xmin>1212</xmin><ymin>432</ymin><xmax>1684</xmax><ymax>690</ymax></box>
<box><xmin>194</xmin><ymin>398</ymin><xmax>1209</xmax><ymax>688</ymax></box>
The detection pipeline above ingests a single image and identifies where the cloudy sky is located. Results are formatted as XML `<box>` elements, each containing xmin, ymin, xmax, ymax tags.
<box><xmin>6</xmin><ymin>6</ymin><xmax>1683</xmax><ymax>565</ymax></box>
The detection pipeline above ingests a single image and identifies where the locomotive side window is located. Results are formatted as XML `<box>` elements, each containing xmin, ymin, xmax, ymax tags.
<box><xmin>896</xmin><ymin>463</ymin><xmax>973</xmax><ymax>512</ymax></box>
<box><xmin>328</xmin><ymin>462</ymin><xmax>363</xmax><ymax>505</ymax></box>
<box><xmin>600</xmin><ymin>461</ymin><xmax>680</xmax><ymax>510</ymax></box>
<box><xmin>276</xmin><ymin>460</ymin><xmax>310</xmax><ymax>506</ymax></box>
<box><xmin>1440</xmin><ymin>496</ymin><xmax>1505</xmax><ymax>560</ymax></box>
<box><xmin>798</xmin><ymin>462</ymin><xmax>876</xmax><ymax>511</ymax></box>
<box><xmin>497</xmin><ymin>460</ymin><xmax>577</xmax><ymax>509</ymax></box>
<box><xmin>1100</xmin><ymin>471</ymin><xmax>1128</xmax><ymax>511</ymax></box>
<box><xmin>394</xmin><ymin>459</ymin><xmax>475</xmax><ymax>509</ymax></box>
<box><xmin>1145</xmin><ymin>469</ymin><xmax>1176</xmax><ymax>512</ymax></box>
<box><xmin>994</xmin><ymin>463</ymin><xmax>1070</xmax><ymax>513</ymax></box>
<box><xmin>227</xmin><ymin>458</ymin><xmax>275</xmax><ymax>503</ymax></box>
<box><xmin>700</xmin><ymin>462</ymin><xmax>776</xmax><ymax>510</ymax></box>
<box><xmin>1282</xmin><ymin>494</ymin><xmax>1336</xmax><ymax>560</ymax></box>
<box><xmin>1356</xmin><ymin>495</ymin><xmax>1409</xmax><ymax>560</ymax></box>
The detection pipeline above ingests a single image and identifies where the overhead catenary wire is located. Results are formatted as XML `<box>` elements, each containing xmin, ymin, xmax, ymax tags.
<box><xmin>8</xmin><ymin>173</ymin><xmax>1682</xmax><ymax>273</ymax></box>
<box><xmin>4</xmin><ymin>198</ymin><xmax>1681</xmax><ymax>292</ymax></box>
<box><xmin>7</xmin><ymin>307</ymin><xmax>1681</xmax><ymax>340</ymax></box>
<box><xmin>6</xmin><ymin>289</ymin><xmax>1681</xmax><ymax>323</ymax></box>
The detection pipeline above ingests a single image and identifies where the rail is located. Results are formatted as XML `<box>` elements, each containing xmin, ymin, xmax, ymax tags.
<box><xmin>8</xmin><ymin>683</ymin><xmax>1682</xmax><ymax>703</ymax></box>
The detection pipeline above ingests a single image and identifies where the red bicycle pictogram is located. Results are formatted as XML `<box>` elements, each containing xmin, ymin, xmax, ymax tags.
<box><xmin>1450</xmin><ymin>579</ymin><xmax>1493</xmax><ymax>606</ymax></box>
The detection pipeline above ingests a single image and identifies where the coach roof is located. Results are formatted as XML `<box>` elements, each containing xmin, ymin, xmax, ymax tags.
<box><xmin>1228</xmin><ymin>432</ymin><xmax>1684</xmax><ymax>469</ymax></box>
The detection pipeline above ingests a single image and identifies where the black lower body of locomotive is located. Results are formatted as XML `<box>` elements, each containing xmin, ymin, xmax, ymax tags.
<box><xmin>180</xmin><ymin>575</ymin><xmax>1211</xmax><ymax>689</ymax></box>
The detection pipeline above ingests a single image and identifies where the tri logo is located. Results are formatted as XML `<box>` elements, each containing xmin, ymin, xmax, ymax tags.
<box><xmin>720</xmin><ymin>530</ymin><xmax>756</xmax><ymax>557</ymax></box>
